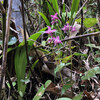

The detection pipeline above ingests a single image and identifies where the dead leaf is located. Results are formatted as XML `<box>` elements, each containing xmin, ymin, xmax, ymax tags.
<box><xmin>84</xmin><ymin>90</ymin><xmax>93</xmax><ymax>100</ymax></box>
<box><xmin>46</xmin><ymin>82</ymin><xmax>61</xmax><ymax>95</ymax></box>
<box><xmin>69</xmin><ymin>22</ymin><xmax>81</xmax><ymax>38</ymax></box>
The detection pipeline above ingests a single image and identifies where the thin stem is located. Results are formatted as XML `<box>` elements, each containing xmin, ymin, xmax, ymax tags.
<box><xmin>97</xmin><ymin>0</ymin><xmax>100</xmax><ymax>14</ymax></box>
<box><xmin>62</xmin><ymin>31</ymin><xmax>100</xmax><ymax>42</ymax></box>
<box><xmin>2</xmin><ymin>0</ymin><xmax>7</xmax><ymax>47</ymax></box>
<box><xmin>69</xmin><ymin>31</ymin><xmax>73</xmax><ymax>82</ymax></box>
<box><xmin>59</xmin><ymin>71</ymin><xmax>64</xmax><ymax>85</ymax></box>
<box><xmin>80</xmin><ymin>0</ymin><xmax>83</xmax><ymax>35</ymax></box>
<box><xmin>0</xmin><ymin>0</ymin><xmax>12</xmax><ymax>95</ymax></box>
<box><xmin>21</xmin><ymin>0</ymin><xmax>30</xmax><ymax>65</ymax></box>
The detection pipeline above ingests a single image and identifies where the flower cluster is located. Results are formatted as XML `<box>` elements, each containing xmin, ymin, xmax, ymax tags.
<box><xmin>44</xmin><ymin>13</ymin><xmax>77</xmax><ymax>46</ymax></box>
<box><xmin>51</xmin><ymin>13</ymin><xmax>59</xmax><ymax>25</ymax></box>
<box><xmin>44</xmin><ymin>26</ymin><xmax>62</xmax><ymax>46</ymax></box>
<box><xmin>44</xmin><ymin>26</ymin><xmax>56</xmax><ymax>37</ymax></box>
<box><xmin>62</xmin><ymin>23</ymin><xmax>76</xmax><ymax>33</ymax></box>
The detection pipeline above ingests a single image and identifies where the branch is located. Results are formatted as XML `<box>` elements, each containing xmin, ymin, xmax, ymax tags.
<box><xmin>34</xmin><ymin>31</ymin><xmax>100</xmax><ymax>49</ymax></box>
<box><xmin>0</xmin><ymin>0</ymin><xmax>12</xmax><ymax>94</ymax></box>
<box><xmin>62</xmin><ymin>31</ymin><xmax>100</xmax><ymax>42</ymax></box>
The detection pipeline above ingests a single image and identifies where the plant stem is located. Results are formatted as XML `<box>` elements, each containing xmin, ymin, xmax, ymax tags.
<box><xmin>59</xmin><ymin>71</ymin><xmax>64</xmax><ymax>85</ymax></box>
<box><xmin>2</xmin><ymin>0</ymin><xmax>7</xmax><ymax>47</ymax></box>
<box><xmin>0</xmin><ymin>0</ymin><xmax>12</xmax><ymax>96</ymax></box>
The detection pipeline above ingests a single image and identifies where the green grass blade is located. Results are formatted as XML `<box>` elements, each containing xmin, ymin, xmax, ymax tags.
<box><xmin>62</xmin><ymin>3</ymin><xmax>66</xmax><ymax>12</ymax></box>
<box><xmin>38</xmin><ymin>11</ymin><xmax>50</xmax><ymax>26</ymax></box>
<box><xmin>46</xmin><ymin>1</ymin><xmax>55</xmax><ymax>15</ymax></box>
<box><xmin>14</xmin><ymin>46</ymin><xmax>27</xmax><ymax>95</ymax></box>
<box><xmin>51</xmin><ymin>0</ymin><xmax>59</xmax><ymax>15</ymax></box>
<box><xmin>71</xmin><ymin>0</ymin><xmax>80</xmax><ymax>23</ymax></box>
<box><xmin>33</xmin><ymin>80</ymin><xmax>51</xmax><ymax>100</ymax></box>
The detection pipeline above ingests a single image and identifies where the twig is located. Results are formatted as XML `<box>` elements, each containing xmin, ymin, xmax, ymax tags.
<box><xmin>0</xmin><ymin>0</ymin><xmax>12</xmax><ymax>95</ymax></box>
<box><xmin>80</xmin><ymin>0</ymin><xmax>83</xmax><ymax>34</ymax></box>
<box><xmin>2</xmin><ymin>0</ymin><xmax>8</xmax><ymax>47</ymax></box>
<box><xmin>21</xmin><ymin>0</ymin><xmax>30</xmax><ymax>65</ymax></box>
<box><xmin>34</xmin><ymin>31</ymin><xmax>100</xmax><ymax>49</ymax></box>
<box><xmin>10</xmin><ymin>27</ymin><xmax>19</xmax><ymax>34</ymax></box>
<box><xmin>62</xmin><ymin>31</ymin><xmax>100</xmax><ymax>42</ymax></box>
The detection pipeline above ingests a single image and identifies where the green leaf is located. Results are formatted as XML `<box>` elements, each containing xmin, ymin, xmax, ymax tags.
<box><xmin>19</xmin><ymin>27</ymin><xmax>47</xmax><ymax>47</ymax></box>
<box><xmin>19</xmin><ymin>91</ymin><xmax>23</xmax><ymax>97</ymax></box>
<box><xmin>41</xmin><ymin>41</ymin><xmax>46</xmax><ymax>46</ymax></box>
<box><xmin>71</xmin><ymin>0</ymin><xmax>80</xmax><ymax>23</ymax></box>
<box><xmin>67</xmin><ymin>12</ymin><xmax>71</xmax><ymax>18</ymax></box>
<box><xmin>94</xmin><ymin>57</ymin><xmax>100</xmax><ymax>63</ymax></box>
<box><xmin>73</xmin><ymin>52</ymin><xmax>87</xmax><ymax>57</ymax></box>
<box><xmin>0</xmin><ymin>36</ymin><xmax>17</xmax><ymax>46</ymax></box>
<box><xmin>75</xmin><ymin>18</ymin><xmax>81</xmax><ymax>23</ymax></box>
<box><xmin>85</xmin><ymin>44</ymin><xmax>100</xmax><ymax>49</ymax></box>
<box><xmin>72</xmin><ymin>92</ymin><xmax>83</xmax><ymax>100</ymax></box>
<box><xmin>12</xmin><ymin>82</ymin><xmax>16</xmax><ymax>87</ymax></box>
<box><xmin>38</xmin><ymin>11</ymin><xmax>50</xmax><ymax>26</ymax></box>
<box><xmin>62</xmin><ymin>12</ymin><xmax>66</xmax><ymax>22</ymax></box>
<box><xmin>33</xmin><ymin>85</ymin><xmax>45</xmax><ymax>100</ymax></box>
<box><xmin>46</xmin><ymin>0</ymin><xmax>59</xmax><ymax>15</ymax></box>
<box><xmin>51</xmin><ymin>0</ymin><xmax>59</xmax><ymax>15</ymax></box>
<box><xmin>54</xmin><ymin>62</ymin><xmax>71</xmax><ymax>75</ymax></box>
<box><xmin>62</xmin><ymin>82</ymin><xmax>73</xmax><ymax>94</ymax></box>
<box><xmin>14</xmin><ymin>46</ymin><xmax>27</xmax><ymax>95</ymax></box>
<box><xmin>20</xmin><ymin>79</ymin><xmax>30</xmax><ymax>84</ymax></box>
<box><xmin>28</xmin><ymin>32</ymin><xmax>41</xmax><ymax>46</ymax></box>
<box><xmin>54</xmin><ymin>62</ymin><xmax>65</xmax><ymax>75</ymax></box>
<box><xmin>45</xmin><ymin>80</ymin><xmax>51</xmax><ymax>88</ymax></box>
<box><xmin>62</xmin><ymin>55</ymin><xmax>72</xmax><ymax>63</ymax></box>
<box><xmin>84</xmin><ymin>18</ymin><xmax>97</xmax><ymax>28</ymax></box>
<box><xmin>38</xmin><ymin>48</ymin><xmax>49</xmax><ymax>54</ymax></box>
<box><xmin>62</xmin><ymin>3</ymin><xmax>66</xmax><ymax>12</ymax></box>
<box><xmin>56</xmin><ymin>98</ymin><xmax>72</xmax><ymax>100</ymax></box>
<box><xmin>33</xmin><ymin>80</ymin><xmax>51</xmax><ymax>100</ymax></box>
<box><xmin>81</xmin><ymin>67</ymin><xmax>100</xmax><ymax>80</ymax></box>
<box><xmin>8</xmin><ymin>37</ymin><xmax>17</xmax><ymax>45</ymax></box>
<box><xmin>96</xmin><ymin>68</ymin><xmax>100</xmax><ymax>74</ymax></box>
<box><xmin>6</xmin><ymin>83</ymin><xmax>10</xmax><ymax>88</ymax></box>
<box><xmin>46</xmin><ymin>1</ymin><xmax>54</xmax><ymax>15</ymax></box>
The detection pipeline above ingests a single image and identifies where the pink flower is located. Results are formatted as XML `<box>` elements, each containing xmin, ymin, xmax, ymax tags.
<box><xmin>53</xmin><ymin>36</ymin><xmax>62</xmax><ymax>46</ymax></box>
<box><xmin>51</xmin><ymin>20</ymin><xmax>58</xmax><ymax>25</ymax></box>
<box><xmin>71</xmin><ymin>26</ymin><xmax>76</xmax><ymax>32</ymax></box>
<box><xmin>51</xmin><ymin>13</ymin><xmax>59</xmax><ymax>25</ymax></box>
<box><xmin>62</xmin><ymin>23</ymin><xmax>70</xmax><ymax>33</ymax></box>
<box><xmin>51</xmin><ymin>13</ymin><xmax>59</xmax><ymax>21</ymax></box>
<box><xmin>44</xmin><ymin>26</ymin><xmax>56</xmax><ymax>36</ymax></box>
<box><xmin>48</xmin><ymin>38</ymin><xmax>53</xmax><ymax>43</ymax></box>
